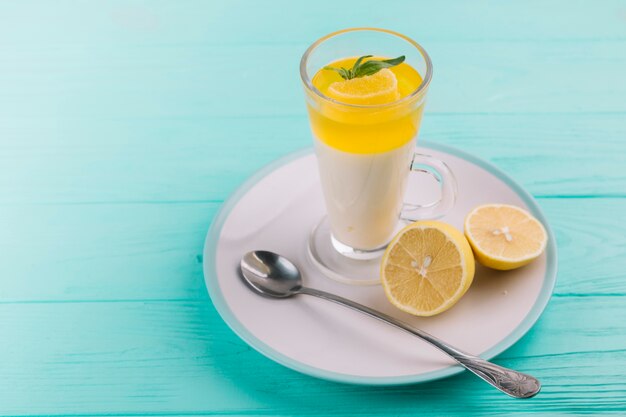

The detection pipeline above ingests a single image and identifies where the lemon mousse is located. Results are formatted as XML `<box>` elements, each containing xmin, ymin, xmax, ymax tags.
<box><xmin>305</xmin><ymin>55</ymin><xmax>425</xmax><ymax>250</ymax></box>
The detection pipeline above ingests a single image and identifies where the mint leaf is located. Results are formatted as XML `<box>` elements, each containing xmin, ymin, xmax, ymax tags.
<box><xmin>323</xmin><ymin>66</ymin><xmax>352</xmax><ymax>80</ymax></box>
<box><xmin>323</xmin><ymin>55</ymin><xmax>405</xmax><ymax>80</ymax></box>
<box><xmin>353</xmin><ymin>56</ymin><xmax>405</xmax><ymax>77</ymax></box>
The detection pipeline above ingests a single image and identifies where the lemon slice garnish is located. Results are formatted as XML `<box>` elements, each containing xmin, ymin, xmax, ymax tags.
<box><xmin>326</xmin><ymin>68</ymin><xmax>400</xmax><ymax>105</ymax></box>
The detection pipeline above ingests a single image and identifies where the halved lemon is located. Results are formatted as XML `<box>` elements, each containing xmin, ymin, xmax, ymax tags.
<box><xmin>381</xmin><ymin>221</ymin><xmax>475</xmax><ymax>317</ymax></box>
<box><xmin>464</xmin><ymin>204</ymin><xmax>548</xmax><ymax>270</ymax></box>
<box><xmin>327</xmin><ymin>68</ymin><xmax>400</xmax><ymax>105</ymax></box>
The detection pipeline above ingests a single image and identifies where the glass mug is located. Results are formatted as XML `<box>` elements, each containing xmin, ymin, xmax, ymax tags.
<box><xmin>301</xmin><ymin>28</ymin><xmax>456</xmax><ymax>262</ymax></box>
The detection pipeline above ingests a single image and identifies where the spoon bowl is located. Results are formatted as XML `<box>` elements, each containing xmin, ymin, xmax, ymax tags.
<box><xmin>241</xmin><ymin>251</ymin><xmax>302</xmax><ymax>298</ymax></box>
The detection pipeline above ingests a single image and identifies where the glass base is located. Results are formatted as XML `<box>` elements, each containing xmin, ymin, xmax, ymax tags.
<box><xmin>307</xmin><ymin>217</ymin><xmax>388</xmax><ymax>286</ymax></box>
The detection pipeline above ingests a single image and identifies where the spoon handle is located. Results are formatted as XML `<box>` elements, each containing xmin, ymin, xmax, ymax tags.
<box><xmin>299</xmin><ymin>287</ymin><xmax>540</xmax><ymax>398</ymax></box>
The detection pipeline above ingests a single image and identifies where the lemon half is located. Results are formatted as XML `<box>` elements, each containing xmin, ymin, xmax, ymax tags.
<box><xmin>464</xmin><ymin>204</ymin><xmax>548</xmax><ymax>270</ymax></box>
<box><xmin>381</xmin><ymin>221</ymin><xmax>475</xmax><ymax>317</ymax></box>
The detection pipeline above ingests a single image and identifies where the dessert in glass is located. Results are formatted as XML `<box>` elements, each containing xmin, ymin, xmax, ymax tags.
<box><xmin>300</xmin><ymin>28</ymin><xmax>456</xmax><ymax>284</ymax></box>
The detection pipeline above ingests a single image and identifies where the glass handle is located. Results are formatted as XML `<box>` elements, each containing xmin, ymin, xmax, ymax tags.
<box><xmin>400</xmin><ymin>153</ymin><xmax>457</xmax><ymax>222</ymax></box>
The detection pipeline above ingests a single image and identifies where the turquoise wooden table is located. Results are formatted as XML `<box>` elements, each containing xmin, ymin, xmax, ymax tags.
<box><xmin>2</xmin><ymin>1</ymin><xmax>626</xmax><ymax>415</ymax></box>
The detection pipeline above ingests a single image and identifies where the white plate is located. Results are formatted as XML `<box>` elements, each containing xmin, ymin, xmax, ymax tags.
<box><xmin>203</xmin><ymin>142</ymin><xmax>557</xmax><ymax>385</ymax></box>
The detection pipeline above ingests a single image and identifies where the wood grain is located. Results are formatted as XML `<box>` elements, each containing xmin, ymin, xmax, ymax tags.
<box><xmin>1</xmin><ymin>114</ymin><xmax>625</xmax><ymax>205</ymax></box>
<box><xmin>0</xmin><ymin>199</ymin><xmax>624</xmax><ymax>302</ymax></box>
<box><xmin>2</xmin><ymin>0</ymin><xmax>626</xmax><ymax>46</ymax></box>
<box><xmin>0</xmin><ymin>296</ymin><xmax>624</xmax><ymax>416</ymax></box>
<box><xmin>2</xmin><ymin>41</ymin><xmax>626</xmax><ymax>121</ymax></box>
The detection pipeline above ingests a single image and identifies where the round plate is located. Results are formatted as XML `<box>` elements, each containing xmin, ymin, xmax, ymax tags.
<box><xmin>203</xmin><ymin>141</ymin><xmax>557</xmax><ymax>385</ymax></box>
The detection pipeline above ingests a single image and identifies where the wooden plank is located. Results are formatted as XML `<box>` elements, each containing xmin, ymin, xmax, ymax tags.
<box><xmin>0</xmin><ymin>296</ymin><xmax>624</xmax><ymax>415</ymax></box>
<box><xmin>0</xmin><ymin>203</ymin><xmax>218</xmax><ymax>302</ymax></box>
<box><xmin>1</xmin><ymin>41</ymin><xmax>626</xmax><ymax>119</ymax></box>
<box><xmin>1</xmin><ymin>114</ymin><xmax>625</xmax><ymax>205</ymax></box>
<box><xmin>1</xmin><ymin>0</ymin><xmax>625</xmax><ymax>45</ymax></box>
<box><xmin>0</xmin><ymin>199</ymin><xmax>624</xmax><ymax>302</ymax></box>
<box><xmin>424</xmin><ymin>114</ymin><xmax>626</xmax><ymax>198</ymax></box>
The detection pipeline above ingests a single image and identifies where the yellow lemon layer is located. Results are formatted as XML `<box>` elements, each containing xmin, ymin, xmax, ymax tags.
<box><xmin>307</xmin><ymin>56</ymin><xmax>424</xmax><ymax>154</ymax></box>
